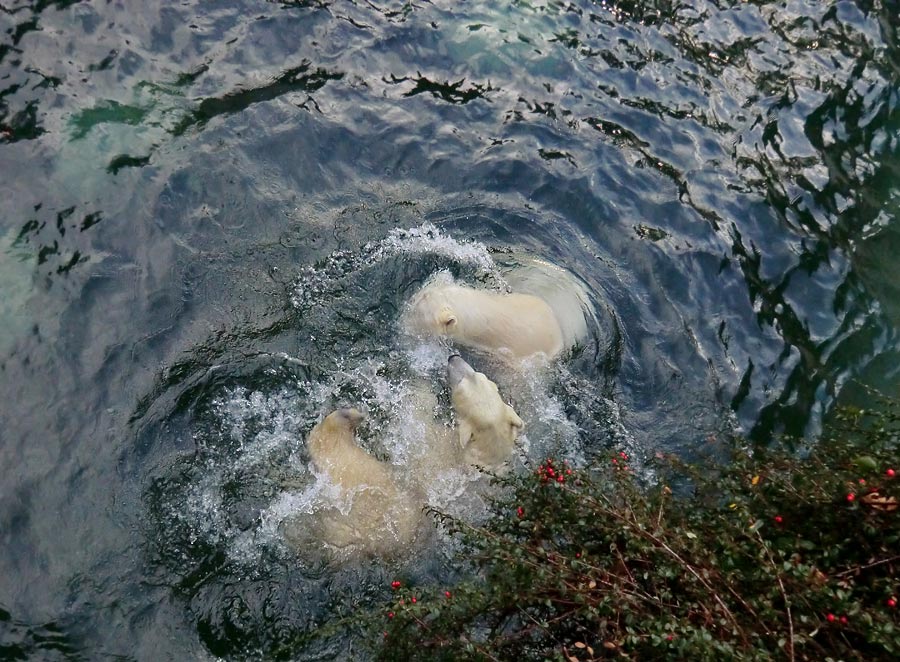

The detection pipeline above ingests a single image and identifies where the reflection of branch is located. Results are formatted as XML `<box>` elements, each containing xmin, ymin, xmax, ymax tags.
<box><xmin>383</xmin><ymin>72</ymin><xmax>495</xmax><ymax>104</ymax></box>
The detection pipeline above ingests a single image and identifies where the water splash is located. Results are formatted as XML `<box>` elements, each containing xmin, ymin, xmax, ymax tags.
<box><xmin>291</xmin><ymin>223</ymin><xmax>502</xmax><ymax>310</ymax></box>
<box><xmin>369</xmin><ymin>224</ymin><xmax>496</xmax><ymax>270</ymax></box>
<box><xmin>158</xmin><ymin>223</ymin><xmax>623</xmax><ymax>573</ymax></box>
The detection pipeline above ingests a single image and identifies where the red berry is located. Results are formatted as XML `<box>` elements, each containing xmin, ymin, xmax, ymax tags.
<box><xmin>388</xmin><ymin>612</ymin><xmax>394</xmax><ymax>618</ymax></box>
<box><xmin>888</xmin><ymin>598</ymin><xmax>897</xmax><ymax>608</ymax></box>
<box><xmin>774</xmin><ymin>515</ymin><xmax>783</xmax><ymax>524</ymax></box>
<box><xmin>557</xmin><ymin>474</ymin><xmax>564</xmax><ymax>483</ymax></box>
<box><xmin>391</xmin><ymin>580</ymin><xmax>401</xmax><ymax>589</ymax></box>
<box><xmin>887</xmin><ymin>468</ymin><xmax>896</xmax><ymax>478</ymax></box>
<box><xmin>612</xmin><ymin>458</ymin><xmax>618</xmax><ymax>464</ymax></box>
<box><xmin>516</xmin><ymin>507</ymin><xmax>524</xmax><ymax>518</ymax></box>
<box><xmin>619</xmin><ymin>452</ymin><xmax>627</xmax><ymax>459</ymax></box>
<box><xmin>858</xmin><ymin>478</ymin><xmax>866</xmax><ymax>485</ymax></box>
<box><xmin>411</xmin><ymin>597</ymin><xmax>417</xmax><ymax>603</ymax></box>
<box><xmin>846</xmin><ymin>493</ymin><xmax>856</xmax><ymax>502</ymax></box>
<box><xmin>840</xmin><ymin>616</ymin><xmax>848</xmax><ymax>625</ymax></box>
<box><xmin>826</xmin><ymin>613</ymin><xmax>836</xmax><ymax>622</ymax></box>
<box><xmin>575</xmin><ymin>552</ymin><xmax>581</xmax><ymax>558</ymax></box>
<box><xmin>445</xmin><ymin>591</ymin><xmax>452</xmax><ymax>598</ymax></box>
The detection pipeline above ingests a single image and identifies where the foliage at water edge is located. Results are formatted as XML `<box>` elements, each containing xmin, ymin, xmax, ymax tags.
<box><xmin>363</xmin><ymin>398</ymin><xmax>900</xmax><ymax>661</ymax></box>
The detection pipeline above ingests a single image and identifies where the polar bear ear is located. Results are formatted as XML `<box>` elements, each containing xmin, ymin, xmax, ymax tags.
<box><xmin>437</xmin><ymin>308</ymin><xmax>457</xmax><ymax>329</ymax></box>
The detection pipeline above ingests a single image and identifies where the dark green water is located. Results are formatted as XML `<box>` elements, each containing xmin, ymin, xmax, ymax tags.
<box><xmin>1</xmin><ymin>0</ymin><xmax>898</xmax><ymax>658</ymax></box>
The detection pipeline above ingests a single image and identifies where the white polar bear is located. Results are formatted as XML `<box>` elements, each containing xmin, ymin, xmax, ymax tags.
<box><xmin>299</xmin><ymin>408</ymin><xmax>423</xmax><ymax>557</ymax></box>
<box><xmin>403</xmin><ymin>263</ymin><xmax>589</xmax><ymax>361</ymax></box>
<box><xmin>405</xmin><ymin>283</ymin><xmax>563</xmax><ymax>359</ymax></box>
<box><xmin>283</xmin><ymin>360</ymin><xmax>523</xmax><ymax>559</ymax></box>
<box><xmin>447</xmin><ymin>354</ymin><xmax>524</xmax><ymax>468</ymax></box>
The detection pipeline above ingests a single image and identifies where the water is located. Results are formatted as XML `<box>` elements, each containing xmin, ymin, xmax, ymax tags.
<box><xmin>1</xmin><ymin>0</ymin><xmax>897</xmax><ymax>658</ymax></box>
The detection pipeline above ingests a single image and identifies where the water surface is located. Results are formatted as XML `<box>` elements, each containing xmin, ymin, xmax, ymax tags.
<box><xmin>1</xmin><ymin>0</ymin><xmax>898</xmax><ymax>658</ymax></box>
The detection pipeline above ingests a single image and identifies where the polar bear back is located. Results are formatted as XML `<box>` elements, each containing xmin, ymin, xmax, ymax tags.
<box><xmin>501</xmin><ymin>256</ymin><xmax>591</xmax><ymax>352</ymax></box>
<box><xmin>304</xmin><ymin>410</ymin><xmax>423</xmax><ymax>555</ymax></box>
<box><xmin>406</xmin><ymin>283</ymin><xmax>565</xmax><ymax>359</ymax></box>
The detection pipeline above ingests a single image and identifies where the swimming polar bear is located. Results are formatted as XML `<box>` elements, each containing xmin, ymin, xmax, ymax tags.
<box><xmin>300</xmin><ymin>408</ymin><xmax>423</xmax><ymax>557</ymax></box>
<box><xmin>283</xmin><ymin>359</ymin><xmax>523</xmax><ymax>558</ymax></box>
<box><xmin>403</xmin><ymin>263</ymin><xmax>589</xmax><ymax>361</ymax></box>
<box><xmin>447</xmin><ymin>354</ymin><xmax>524</xmax><ymax>468</ymax></box>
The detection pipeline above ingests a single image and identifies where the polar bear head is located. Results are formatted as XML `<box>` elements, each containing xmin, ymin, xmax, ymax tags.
<box><xmin>306</xmin><ymin>407</ymin><xmax>365</xmax><ymax>461</ymax></box>
<box><xmin>405</xmin><ymin>282</ymin><xmax>460</xmax><ymax>336</ymax></box>
<box><xmin>447</xmin><ymin>355</ymin><xmax>523</xmax><ymax>467</ymax></box>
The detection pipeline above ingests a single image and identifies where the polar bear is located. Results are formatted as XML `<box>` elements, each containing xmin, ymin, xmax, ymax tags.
<box><xmin>284</xmin><ymin>359</ymin><xmax>522</xmax><ymax>558</ymax></box>
<box><xmin>447</xmin><ymin>354</ymin><xmax>524</xmax><ymax>468</ymax></box>
<box><xmin>405</xmin><ymin>281</ymin><xmax>563</xmax><ymax>359</ymax></box>
<box><xmin>403</xmin><ymin>355</ymin><xmax>524</xmax><ymax>477</ymax></box>
<box><xmin>298</xmin><ymin>408</ymin><xmax>423</xmax><ymax>557</ymax></box>
<box><xmin>403</xmin><ymin>265</ymin><xmax>588</xmax><ymax>360</ymax></box>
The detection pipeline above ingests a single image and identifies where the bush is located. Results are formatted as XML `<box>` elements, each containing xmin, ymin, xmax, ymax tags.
<box><xmin>365</xmin><ymin>400</ymin><xmax>900</xmax><ymax>661</ymax></box>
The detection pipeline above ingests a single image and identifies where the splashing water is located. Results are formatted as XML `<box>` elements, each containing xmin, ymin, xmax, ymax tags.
<box><xmin>369</xmin><ymin>224</ymin><xmax>497</xmax><ymax>271</ymax></box>
<box><xmin>291</xmin><ymin>223</ymin><xmax>503</xmax><ymax>311</ymax></box>
<box><xmin>155</xmin><ymin>224</ymin><xmax>623</xmax><ymax>575</ymax></box>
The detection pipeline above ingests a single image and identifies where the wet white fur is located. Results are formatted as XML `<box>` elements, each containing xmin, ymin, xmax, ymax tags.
<box><xmin>304</xmin><ymin>409</ymin><xmax>422</xmax><ymax>557</ymax></box>
<box><xmin>289</xmin><ymin>368</ymin><xmax>522</xmax><ymax>558</ymax></box>
<box><xmin>448</xmin><ymin>356</ymin><xmax>524</xmax><ymax>467</ymax></box>
<box><xmin>404</xmin><ymin>263</ymin><xmax>588</xmax><ymax>360</ymax></box>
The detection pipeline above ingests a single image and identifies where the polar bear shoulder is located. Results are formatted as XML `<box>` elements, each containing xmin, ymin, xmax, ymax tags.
<box><xmin>405</xmin><ymin>282</ymin><xmax>565</xmax><ymax>359</ymax></box>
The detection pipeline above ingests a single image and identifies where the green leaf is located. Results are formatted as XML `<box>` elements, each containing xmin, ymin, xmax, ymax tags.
<box><xmin>853</xmin><ymin>455</ymin><xmax>879</xmax><ymax>471</ymax></box>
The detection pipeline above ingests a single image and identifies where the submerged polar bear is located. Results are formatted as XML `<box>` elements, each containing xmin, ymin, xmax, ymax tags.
<box><xmin>285</xmin><ymin>357</ymin><xmax>523</xmax><ymax>558</ymax></box>
<box><xmin>403</xmin><ymin>261</ymin><xmax>589</xmax><ymax>360</ymax></box>
<box><xmin>299</xmin><ymin>407</ymin><xmax>423</xmax><ymax>557</ymax></box>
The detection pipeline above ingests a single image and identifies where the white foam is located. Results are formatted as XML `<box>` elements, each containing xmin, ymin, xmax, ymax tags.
<box><xmin>368</xmin><ymin>224</ymin><xmax>496</xmax><ymax>271</ymax></box>
<box><xmin>405</xmin><ymin>339</ymin><xmax>452</xmax><ymax>376</ymax></box>
<box><xmin>291</xmin><ymin>223</ymin><xmax>502</xmax><ymax>310</ymax></box>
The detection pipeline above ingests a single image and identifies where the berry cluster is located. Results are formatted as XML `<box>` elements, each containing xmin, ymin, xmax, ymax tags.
<box><xmin>845</xmin><ymin>467</ymin><xmax>896</xmax><ymax>507</ymax></box>
<box><xmin>536</xmin><ymin>457</ymin><xmax>573</xmax><ymax>484</ymax></box>
<box><xmin>611</xmin><ymin>451</ymin><xmax>630</xmax><ymax>472</ymax></box>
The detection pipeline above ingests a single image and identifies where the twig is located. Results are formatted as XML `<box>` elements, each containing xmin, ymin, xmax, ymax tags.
<box><xmin>835</xmin><ymin>555</ymin><xmax>900</xmax><ymax>578</ymax></box>
<box><xmin>570</xmin><ymin>487</ymin><xmax>748</xmax><ymax>644</ymax></box>
<box><xmin>755</xmin><ymin>530</ymin><xmax>794</xmax><ymax>662</ymax></box>
<box><xmin>656</xmin><ymin>488</ymin><xmax>667</xmax><ymax>531</ymax></box>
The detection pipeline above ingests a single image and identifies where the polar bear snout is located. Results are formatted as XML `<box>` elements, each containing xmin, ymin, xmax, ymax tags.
<box><xmin>447</xmin><ymin>354</ymin><xmax>475</xmax><ymax>388</ymax></box>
